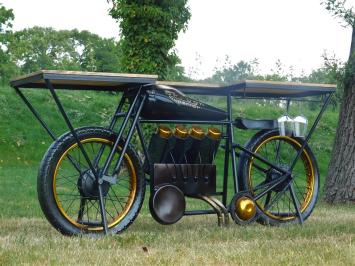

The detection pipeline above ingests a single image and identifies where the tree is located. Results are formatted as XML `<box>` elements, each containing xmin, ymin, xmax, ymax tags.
<box><xmin>73</xmin><ymin>30</ymin><xmax>122</xmax><ymax>72</ymax></box>
<box><xmin>323</xmin><ymin>0</ymin><xmax>355</xmax><ymax>203</ymax></box>
<box><xmin>108</xmin><ymin>0</ymin><xmax>191</xmax><ymax>79</ymax></box>
<box><xmin>7</xmin><ymin>27</ymin><xmax>122</xmax><ymax>74</ymax></box>
<box><xmin>8</xmin><ymin>27</ymin><xmax>82</xmax><ymax>73</ymax></box>
<box><xmin>209</xmin><ymin>57</ymin><xmax>259</xmax><ymax>84</ymax></box>
<box><xmin>0</xmin><ymin>3</ymin><xmax>17</xmax><ymax>84</ymax></box>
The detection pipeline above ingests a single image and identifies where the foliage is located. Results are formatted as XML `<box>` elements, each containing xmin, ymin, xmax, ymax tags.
<box><xmin>322</xmin><ymin>0</ymin><xmax>354</xmax><ymax>26</ymax></box>
<box><xmin>0</xmin><ymin>3</ymin><xmax>14</xmax><ymax>34</ymax></box>
<box><xmin>0</xmin><ymin>3</ymin><xmax>17</xmax><ymax>84</ymax></box>
<box><xmin>108</xmin><ymin>0</ymin><xmax>191</xmax><ymax>79</ymax></box>
<box><xmin>208</xmin><ymin>57</ymin><xmax>260</xmax><ymax>84</ymax></box>
<box><xmin>7</xmin><ymin>27</ymin><xmax>122</xmax><ymax>74</ymax></box>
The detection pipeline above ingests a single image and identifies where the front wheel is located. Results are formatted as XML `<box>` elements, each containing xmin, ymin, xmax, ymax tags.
<box><xmin>38</xmin><ymin>127</ymin><xmax>145</xmax><ymax>235</ymax></box>
<box><xmin>238</xmin><ymin>129</ymin><xmax>319</xmax><ymax>225</ymax></box>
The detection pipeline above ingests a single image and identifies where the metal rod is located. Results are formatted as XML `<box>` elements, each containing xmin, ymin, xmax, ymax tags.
<box><xmin>254</xmin><ymin>174</ymin><xmax>289</xmax><ymax>201</ymax></box>
<box><xmin>234</xmin><ymin>143</ymin><xmax>291</xmax><ymax>175</ymax></box>
<box><xmin>228</xmin><ymin>93</ymin><xmax>239</xmax><ymax>193</ymax></box>
<box><xmin>289</xmin><ymin>183</ymin><xmax>304</xmax><ymax>224</ymax></box>
<box><xmin>112</xmin><ymin>94</ymin><xmax>147</xmax><ymax>174</ymax></box>
<box><xmin>140</xmin><ymin>119</ymin><xmax>229</xmax><ymax>125</ymax></box>
<box><xmin>92</xmin><ymin>93</ymin><xmax>127</xmax><ymax>167</ymax></box>
<box><xmin>198</xmin><ymin>196</ymin><xmax>224</xmax><ymax>226</ymax></box>
<box><xmin>222</xmin><ymin>125</ymin><xmax>230</xmax><ymax>206</ymax></box>
<box><xmin>289</xmin><ymin>93</ymin><xmax>332</xmax><ymax>172</ymax></box>
<box><xmin>232</xmin><ymin>96</ymin><xmax>324</xmax><ymax>103</ymax></box>
<box><xmin>101</xmin><ymin>87</ymin><xmax>143</xmax><ymax>176</ymax></box>
<box><xmin>15</xmin><ymin>88</ymin><xmax>83</xmax><ymax>174</ymax></box>
<box><xmin>14</xmin><ymin>87</ymin><xmax>56</xmax><ymax>141</ymax></box>
<box><xmin>136</xmin><ymin>122</ymin><xmax>151</xmax><ymax>171</ymax></box>
<box><xmin>45</xmin><ymin>79</ymin><xmax>109</xmax><ymax>234</ymax></box>
<box><xmin>45</xmin><ymin>80</ymin><xmax>99</xmax><ymax>177</ymax></box>
<box><xmin>184</xmin><ymin>210</ymin><xmax>217</xmax><ymax>216</ymax></box>
<box><xmin>108</xmin><ymin>94</ymin><xmax>126</xmax><ymax>130</ymax></box>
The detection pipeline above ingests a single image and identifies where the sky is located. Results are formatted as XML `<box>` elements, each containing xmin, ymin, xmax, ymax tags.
<box><xmin>1</xmin><ymin>0</ymin><xmax>354</xmax><ymax>79</ymax></box>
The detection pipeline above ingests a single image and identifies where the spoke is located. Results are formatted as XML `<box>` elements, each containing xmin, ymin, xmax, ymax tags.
<box><xmin>107</xmin><ymin>193</ymin><xmax>121</xmax><ymax>214</ymax></box>
<box><xmin>64</xmin><ymin>197</ymin><xmax>77</xmax><ymax>214</ymax></box>
<box><xmin>56</xmin><ymin>173</ymin><xmax>80</xmax><ymax>180</ymax></box>
<box><xmin>110</xmin><ymin>188</ymin><xmax>125</xmax><ymax>210</ymax></box>
<box><xmin>117</xmin><ymin>183</ymin><xmax>130</xmax><ymax>189</ymax></box>
<box><xmin>251</xmin><ymin>163</ymin><xmax>269</xmax><ymax>174</ymax></box>
<box><xmin>104</xmin><ymin>197</ymin><xmax>115</xmax><ymax>220</ymax></box>
<box><xmin>78</xmin><ymin>198</ymin><xmax>85</xmax><ymax>220</ymax></box>
<box><xmin>56</xmin><ymin>176</ymin><xmax>78</xmax><ymax>187</ymax></box>
<box><xmin>86</xmin><ymin>199</ymin><xmax>101</xmax><ymax>218</ymax></box>
<box><xmin>264</xmin><ymin>182</ymin><xmax>290</xmax><ymax>212</ymax></box>
<box><xmin>275</xmin><ymin>139</ymin><xmax>282</xmax><ymax>163</ymax></box>
<box><xmin>264</xmin><ymin>191</ymin><xmax>272</xmax><ymax>208</ymax></box>
<box><xmin>289</xmin><ymin>183</ymin><xmax>304</xmax><ymax>224</ymax></box>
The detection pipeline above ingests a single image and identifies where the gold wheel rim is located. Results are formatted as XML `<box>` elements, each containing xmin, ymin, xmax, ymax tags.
<box><xmin>53</xmin><ymin>138</ymin><xmax>137</xmax><ymax>231</ymax></box>
<box><xmin>248</xmin><ymin>135</ymin><xmax>315</xmax><ymax>221</ymax></box>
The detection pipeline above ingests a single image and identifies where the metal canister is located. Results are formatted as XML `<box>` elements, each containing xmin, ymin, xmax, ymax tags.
<box><xmin>198</xmin><ymin>127</ymin><xmax>222</xmax><ymax>163</ymax></box>
<box><xmin>185</xmin><ymin>126</ymin><xmax>205</xmax><ymax>164</ymax></box>
<box><xmin>145</xmin><ymin>125</ymin><xmax>173</xmax><ymax>172</ymax></box>
<box><xmin>167</xmin><ymin>125</ymin><xmax>189</xmax><ymax>164</ymax></box>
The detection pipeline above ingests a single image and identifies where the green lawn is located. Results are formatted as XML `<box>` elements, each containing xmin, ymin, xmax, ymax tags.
<box><xmin>1</xmin><ymin>85</ymin><xmax>353</xmax><ymax>265</ymax></box>
<box><xmin>0</xmin><ymin>205</ymin><xmax>354</xmax><ymax>265</ymax></box>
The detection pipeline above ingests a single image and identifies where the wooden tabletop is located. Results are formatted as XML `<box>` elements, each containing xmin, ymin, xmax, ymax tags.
<box><xmin>10</xmin><ymin>70</ymin><xmax>336</xmax><ymax>98</ymax></box>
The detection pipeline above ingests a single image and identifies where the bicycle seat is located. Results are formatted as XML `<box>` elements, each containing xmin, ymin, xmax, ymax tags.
<box><xmin>234</xmin><ymin>117</ymin><xmax>278</xmax><ymax>130</ymax></box>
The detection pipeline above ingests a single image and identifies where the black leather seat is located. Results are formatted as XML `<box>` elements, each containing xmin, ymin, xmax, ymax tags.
<box><xmin>234</xmin><ymin>117</ymin><xmax>278</xmax><ymax>130</ymax></box>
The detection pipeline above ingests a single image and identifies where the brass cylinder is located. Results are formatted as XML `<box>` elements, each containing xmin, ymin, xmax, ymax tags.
<box><xmin>174</xmin><ymin>125</ymin><xmax>188</xmax><ymax>138</ymax></box>
<box><xmin>190</xmin><ymin>126</ymin><xmax>205</xmax><ymax>139</ymax></box>
<box><xmin>207</xmin><ymin>127</ymin><xmax>221</xmax><ymax>140</ymax></box>
<box><xmin>157</xmin><ymin>125</ymin><xmax>172</xmax><ymax>139</ymax></box>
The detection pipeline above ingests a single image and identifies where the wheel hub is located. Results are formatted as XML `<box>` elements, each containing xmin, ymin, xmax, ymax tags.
<box><xmin>77</xmin><ymin>170</ymin><xmax>110</xmax><ymax>198</ymax></box>
<box><xmin>267</xmin><ymin>166</ymin><xmax>291</xmax><ymax>192</ymax></box>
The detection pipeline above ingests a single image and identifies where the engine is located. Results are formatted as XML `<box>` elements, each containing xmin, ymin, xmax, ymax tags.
<box><xmin>145</xmin><ymin>125</ymin><xmax>222</xmax><ymax>167</ymax></box>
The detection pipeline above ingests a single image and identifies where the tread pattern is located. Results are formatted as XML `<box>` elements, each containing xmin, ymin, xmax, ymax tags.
<box><xmin>37</xmin><ymin>126</ymin><xmax>145</xmax><ymax>235</ymax></box>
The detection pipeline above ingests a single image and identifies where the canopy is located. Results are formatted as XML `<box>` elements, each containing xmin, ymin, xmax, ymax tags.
<box><xmin>10</xmin><ymin>70</ymin><xmax>336</xmax><ymax>98</ymax></box>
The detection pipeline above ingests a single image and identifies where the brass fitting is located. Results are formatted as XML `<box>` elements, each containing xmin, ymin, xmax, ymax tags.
<box><xmin>157</xmin><ymin>125</ymin><xmax>172</xmax><ymax>139</ymax></box>
<box><xmin>190</xmin><ymin>126</ymin><xmax>205</xmax><ymax>139</ymax></box>
<box><xmin>174</xmin><ymin>125</ymin><xmax>188</xmax><ymax>138</ymax></box>
<box><xmin>207</xmin><ymin>127</ymin><xmax>221</xmax><ymax>140</ymax></box>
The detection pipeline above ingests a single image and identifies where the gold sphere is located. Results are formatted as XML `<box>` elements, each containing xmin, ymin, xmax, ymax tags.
<box><xmin>235</xmin><ymin>196</ymin><xmax>256</xmax><ymax>221</ymax></box>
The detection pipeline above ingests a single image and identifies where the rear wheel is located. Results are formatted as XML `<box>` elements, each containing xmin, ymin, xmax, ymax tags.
<box><xmin>238</xmin><ymin>130</ymin><xmax>319</xmax><ymax>225</ymax></box>
<box><xmin>38</xmin><ymin>127</ymin><xmax>145</xmax><ymax>235</ymax></box>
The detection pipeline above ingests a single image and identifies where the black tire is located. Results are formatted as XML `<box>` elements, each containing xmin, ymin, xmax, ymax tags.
<box><xmin>37</xmin><ymin>127</ymin><xmax>145</xmax><ymax>235</ymax></box>
<box><xmin>238</xmin><ymin>129</ymin><xmax>319</xmax><ymax>225</ymax></box>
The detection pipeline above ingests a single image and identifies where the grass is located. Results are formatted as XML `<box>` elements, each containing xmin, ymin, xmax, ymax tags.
<box><xmin>0</xmin><ymin>204</ymin><xmax>354</xmax><ymax>265</ymax></box>
<box><xmin>0</xmin><ymin>85</ymin><xmax>353</xmax><ymax>265</ymax></box>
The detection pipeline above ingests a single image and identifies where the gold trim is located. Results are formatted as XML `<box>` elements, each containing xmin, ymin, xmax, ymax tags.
<box><xmin>208</xmin><ymin>128</ymin><xmax>221</xmax><ymax>140</ymax></box>
<box><xmin>174</xmin><ymin>125</ymin><xmax>188</xmax><ymax>138</ymax></box>
<box><xmin>190</xmin><ymin>126</ymin><xmax>205</xmax><ymax>139</ymax></box>
<box><xmin>157</xmin><ymin>125</ymin><xmax>172</xmax><ymax>138</ymax></box>
<box><xmin>53</xmin><ymin>138</ymin><xmax>137</xmax><ymax>231</ymax></box>
<box><xmin>248</xmin><ymin>135</ymin><xmax>315</xmax><ymax>221</ymax></box>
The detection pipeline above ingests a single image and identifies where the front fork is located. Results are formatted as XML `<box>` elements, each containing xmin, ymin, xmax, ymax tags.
<box><xmin>94</xmin><ymin>87</ymin><xmax>147</xmax><ymax>234</ymax></box>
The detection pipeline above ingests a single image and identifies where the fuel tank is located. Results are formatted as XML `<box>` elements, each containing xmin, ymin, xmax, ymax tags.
<box><xmin>140</xmin><ymin>85</ymin><xmax>228</xmax><ymax>121</ymax></box>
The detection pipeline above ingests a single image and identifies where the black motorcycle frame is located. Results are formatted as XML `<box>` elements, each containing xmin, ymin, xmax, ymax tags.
<box><xmin>13</xmin><ymin>79</ymin><xmax>333</xmax><ymax>235</ymax></box>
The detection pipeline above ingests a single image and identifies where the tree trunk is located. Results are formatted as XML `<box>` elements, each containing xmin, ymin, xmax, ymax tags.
<box><xmin>324</xmin><ymin>26</ymin><xmax>355</xmax><ymax>203</ymax></box>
